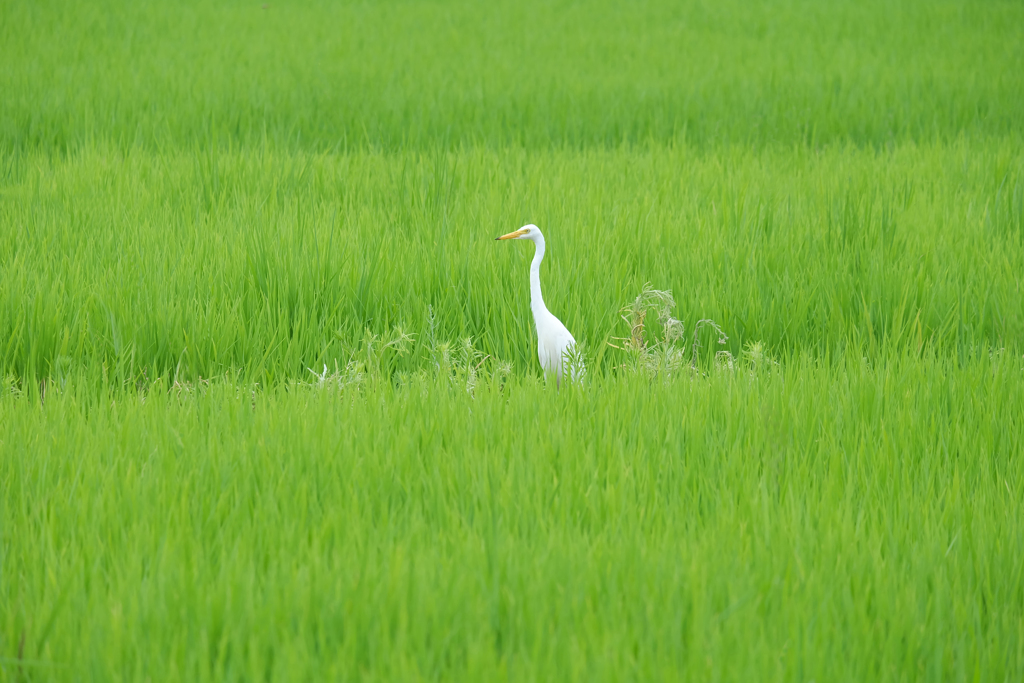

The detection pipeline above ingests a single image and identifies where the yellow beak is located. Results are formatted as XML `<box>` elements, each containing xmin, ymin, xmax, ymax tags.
<box><xmin>495</xmin><ymin>228</ymin><xmax>528</xmax><ymax>241</ymax></box>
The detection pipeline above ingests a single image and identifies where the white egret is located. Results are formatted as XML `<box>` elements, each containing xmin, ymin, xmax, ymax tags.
<box><xmin>496</xmin><ymin>224</ymin><xmax>581</xmax><ymax>385</ymax></box>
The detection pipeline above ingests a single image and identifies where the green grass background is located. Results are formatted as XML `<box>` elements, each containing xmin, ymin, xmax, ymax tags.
<box><xmin>2</xmin><ymin>0</ymin><xmax>1023</xmax><ymax>680</ymax></box>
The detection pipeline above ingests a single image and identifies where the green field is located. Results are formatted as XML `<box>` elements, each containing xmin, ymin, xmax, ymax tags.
<box><xmin>3</xmin><ymin>0</ymin><xmax>1024</xmax><ymax>680</ymax></box>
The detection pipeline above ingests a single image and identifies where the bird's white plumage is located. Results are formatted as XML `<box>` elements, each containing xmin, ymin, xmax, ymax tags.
<box><xmin>496</xmin><ymin>224</ymin><xmax>581</xmax><ymax>384</ymax></box>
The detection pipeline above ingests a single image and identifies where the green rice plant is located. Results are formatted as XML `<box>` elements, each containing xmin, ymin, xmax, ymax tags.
<box><xmin>2</xmin><ymin>142</ymin><xmax>1022</xmax><ymax>385</ymax></box>
<box><xmin>2</xmin><ymin>350</ymin><xmax>1022</xmax><ymax>681</ymax></box>
<box><xmin>2</xmin><ymin>0</ymin><xmax>1023</xmax><ymax>680</ymax></box>
<box><xmin>2</xmin><ymin>0</ymin><xmax>1022</xmax><ymax>152</ymax></box>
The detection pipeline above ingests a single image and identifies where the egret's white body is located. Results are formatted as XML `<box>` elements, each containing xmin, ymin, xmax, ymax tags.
<box><xmin>496</xmin><ymin>224</ymin><xmax>581</xmax><ymax>384</ymax></box>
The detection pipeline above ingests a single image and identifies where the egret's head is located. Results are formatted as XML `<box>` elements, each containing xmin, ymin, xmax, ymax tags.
<box><xmin>495</xmin><ymin>224</ymin><xmax>540</xmax><ymax>241</ymax></box>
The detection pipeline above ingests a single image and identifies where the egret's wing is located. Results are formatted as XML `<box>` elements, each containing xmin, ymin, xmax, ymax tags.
<box><xmin>537</xmin><ymin>314</ymin><xmax>580</xmax><ymax>381</ymax></box>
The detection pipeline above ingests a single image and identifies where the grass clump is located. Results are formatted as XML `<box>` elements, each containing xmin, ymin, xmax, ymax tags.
<box><xmin>610</xmin><ymin>283</ymin><xmax>737</xmax><ymax>380</ymax></box>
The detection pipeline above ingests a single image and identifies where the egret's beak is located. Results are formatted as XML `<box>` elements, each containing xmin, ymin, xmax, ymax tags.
<box><xmin>495</xmin><ymin>228</ymin><xmax>528</xmax><ymax>241</ymax></box>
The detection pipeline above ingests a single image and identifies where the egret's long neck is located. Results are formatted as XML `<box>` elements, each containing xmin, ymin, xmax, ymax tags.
<box><xmin>529</xmin><ymin>235</ymin><xmax>547</xmax><ymax>318</ymax></box>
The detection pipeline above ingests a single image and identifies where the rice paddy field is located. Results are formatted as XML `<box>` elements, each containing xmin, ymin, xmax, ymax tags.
<box><xmin>2</xmin><ymin>0</ymin><xmax>1024</xmax><ymax>680</ymax></box>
